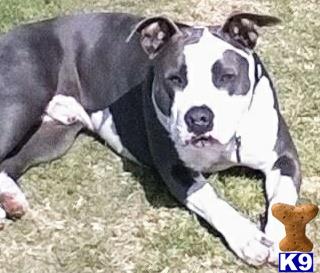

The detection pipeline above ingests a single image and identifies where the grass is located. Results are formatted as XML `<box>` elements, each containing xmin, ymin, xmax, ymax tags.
<box><xmin>0</xmin><ymin>0</ymin><xmax>319</xmax><ymax>272</ymax></box>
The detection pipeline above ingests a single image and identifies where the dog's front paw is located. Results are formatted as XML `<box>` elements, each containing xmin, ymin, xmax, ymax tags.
<box><xmin>227</xmin><ymin>223</ymin><xmax>273</xmax><ymax>266</ymax></box>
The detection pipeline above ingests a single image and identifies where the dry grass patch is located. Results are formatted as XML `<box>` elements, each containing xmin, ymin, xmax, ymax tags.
<box><xmin>0</xmin><ymin>0</ymin><xmax>319</xmax><ymax>272</ymax></box>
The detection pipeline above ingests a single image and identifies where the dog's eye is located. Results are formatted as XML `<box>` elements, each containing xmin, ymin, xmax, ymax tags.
<box><xmin>220</xmin><ymin>73</ymin><xmax>236</xmax><ymax>83</ymax></box>
<box><xmin>167</xmin><ymin>75</ymin><xmax>183</xmax><ymax>86</ymax></box>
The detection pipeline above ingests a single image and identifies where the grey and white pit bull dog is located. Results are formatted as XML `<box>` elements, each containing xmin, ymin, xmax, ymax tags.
<box><xmin>0</xmin><ymin>12</ymin><xmax>300</xmax><ymax>266</ymax></box>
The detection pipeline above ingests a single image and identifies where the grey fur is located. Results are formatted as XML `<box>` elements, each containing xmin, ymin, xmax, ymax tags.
<box><xmin>212</xmin><ymin>50</ymin><xmax>250</xmax><ymax>95</ymax></box>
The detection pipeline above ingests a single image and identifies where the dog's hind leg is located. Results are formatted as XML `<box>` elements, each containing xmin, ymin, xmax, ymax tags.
<box><xmin>0</xmin><ymin>119</ymin><xmax>83</xmax><ymax>221</ymax></box>
<box><xmin>0</xmin><ymin>101</ymin><xmax>42</xmax><ymax>162</ymax></box>
<box><xmin>0</xmin><ymin>100</ymin><xmax>43</xmax><ymax>223</ymax></box>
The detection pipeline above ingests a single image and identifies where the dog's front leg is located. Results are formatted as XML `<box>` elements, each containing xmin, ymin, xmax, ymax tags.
<box><xmin>263</xmin><ymin>156</ymin><xmax>300</xmax><ymax>264</ymax></box>
<box><xmin>151</xmin><ymin>147</ymin><xmax>273</xmax><ymax>266</ymax></box>
<box><xmin>184</xmin><ymin>176</ymin><xmax>272</xmax><ymax>266</ymax></box>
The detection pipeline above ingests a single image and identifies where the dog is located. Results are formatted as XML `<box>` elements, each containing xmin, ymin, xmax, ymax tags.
<box><xmin>0</xmin><ymin>12</ymin><xmax>301</xmax><ymax>266</ymax></box>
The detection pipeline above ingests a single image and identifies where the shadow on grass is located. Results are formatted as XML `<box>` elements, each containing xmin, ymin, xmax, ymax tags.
<box><xmin>121</xmin><ymin>158</ymin><xmax>228</xmax><ymax>242</ymax></box>
<box><xmin>121</xmin><ymin>158</ymin><xmax>181</xmax><ymax>209</ymax></box>
<box><xmin>119</xmin><ymin>154</ymin><xmax>267</xmax><ymax>255</ymax></box>
<box><xmin>88</xmin><ymin>130</ymin><xmax>268</xmax><ymax>258</ymax></box>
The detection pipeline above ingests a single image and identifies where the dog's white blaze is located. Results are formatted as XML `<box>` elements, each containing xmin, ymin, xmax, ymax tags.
<box><xmin>235</xmin><ymin>76</ymin><xmax>279</xmax><ymax>169</ymax></box>
<box><xmin>171</xmin><ymin>28</ymin><xmax>256</xmax><ymax>147</ymax></box>
<box><xmin>91</xmin><ymin>109</ymin><xmax>137</xmax><ymax>162</ymax></box>
<box><xmin>186</xmin><ymin>182</ymin><xmax>272</xmax><ymax>265</ymax></box>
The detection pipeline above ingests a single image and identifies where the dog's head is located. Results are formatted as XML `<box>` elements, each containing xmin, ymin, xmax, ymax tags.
<box><xmin>129</xmin><ymin>13</ymin><xmax>280</xmax><ymax>149</ymax></box>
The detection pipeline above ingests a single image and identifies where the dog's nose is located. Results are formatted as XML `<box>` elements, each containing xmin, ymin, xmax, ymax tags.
<box><xmin>184</xmin><ymin>105</ymin><xmax>214</xmax><ymax>135</ymax></box>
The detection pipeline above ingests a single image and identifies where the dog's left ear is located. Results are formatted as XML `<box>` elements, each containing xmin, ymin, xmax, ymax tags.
<box><xmin>221</xmin><ymin>12</ymin><xmax>281</xmax><ymax>49</ymax></box>
<box><xmin>126</xmin><ymin>16</ymin><xmax>182</xmax><ymax>59</ymax></box>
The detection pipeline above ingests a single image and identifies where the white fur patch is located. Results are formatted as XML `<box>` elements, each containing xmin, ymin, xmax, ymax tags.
<box><xmin>234</xmin><ymin>76</ymin><xmax>279</xmax><ymax>170</ymax></box>
<box><xmin>42</xmin><ymin>115</ymin><xmax>54</xmax><ymax>123</ymax></box>
<box><xmin>0</xmin><ymin>172</ymin><xmax>28</xmax><ymax>211</ymax></box>
<box><xmin>186</xmin><ymin>182</ymin><xmax>273</xmax><ymax>265</ymax></box>
<box><xmin>91</xmin><ymin>111</ymin><xmax>104</xmax><ymax>131</ymax></box>
<box><xmin>264</xmin><ymin>172</ymin><xmax>298</xmax><ymax>264</ymax></box>
<box><xmin>91</xmin><ymin>109</ymin><xmax>123</xmax><ymax>154</ymax></box>
<box><xmin>91</xmin><ymin>109</ymin><xmax>137</xmax><ymax>162</ymax></box>
<box><xmin>0</xmin><ymin>172</ymin><xmax>21</xmax><ymax>194</ymax></box>
<box><xmin>45</xmin><ymin>95</ymin><xmax>93</xmax><ymax>130</ymax></box>
<box><xmin>257</xmin><ymin>64</ymin><xmax>262</xmax><ymax>78</ymax></box>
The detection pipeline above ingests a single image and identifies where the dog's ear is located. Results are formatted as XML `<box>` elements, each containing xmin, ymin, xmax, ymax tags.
<box><xmin>126</xmin><ymin>16</ymin><xmax>182</xmax><ymax>59</ymax></box>
<box><xmin>221</xmin><ymin>12</ymin><xmax>281</xmax><ymax>49</ymax></box>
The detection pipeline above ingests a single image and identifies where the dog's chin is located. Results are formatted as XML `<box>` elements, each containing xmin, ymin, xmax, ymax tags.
<box><xmin>185</xmin><ymin>135</ymin><xmax>222</xmax><ymax>148</ymax></box>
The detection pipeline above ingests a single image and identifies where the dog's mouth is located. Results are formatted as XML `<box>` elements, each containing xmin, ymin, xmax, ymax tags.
<box><xmin>185</xmin><ymin>135</ymin><xmax>220</xmax><ymax>148</ymax></box>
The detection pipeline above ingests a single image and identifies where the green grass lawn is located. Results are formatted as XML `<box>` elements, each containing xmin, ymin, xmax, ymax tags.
<box><xmin>0</xmin><ymin>0</ymin><xmax>319</xmax><ymax>272</ymax></box>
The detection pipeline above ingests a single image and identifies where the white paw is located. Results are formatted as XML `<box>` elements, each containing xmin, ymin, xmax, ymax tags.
<box><xmin>46</xmin><ymin>95</ymin><xmax>93</xmax><ymax>130</ymax></box>
<box><xmin>0</xmin><ymin>172</ymin><xmax>29</xmax><ymax>219</ymax></box>
<box><xmin>227</xmin><ymin>222</ymin><xmax>273</xmax><ymax>266</ymax></box>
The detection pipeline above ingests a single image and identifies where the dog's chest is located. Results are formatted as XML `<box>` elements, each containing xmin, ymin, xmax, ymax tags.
<box><xmin>175</xmin><ymin>144</ymin><xmax>234</xmax><ymax>172</ymax></box>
